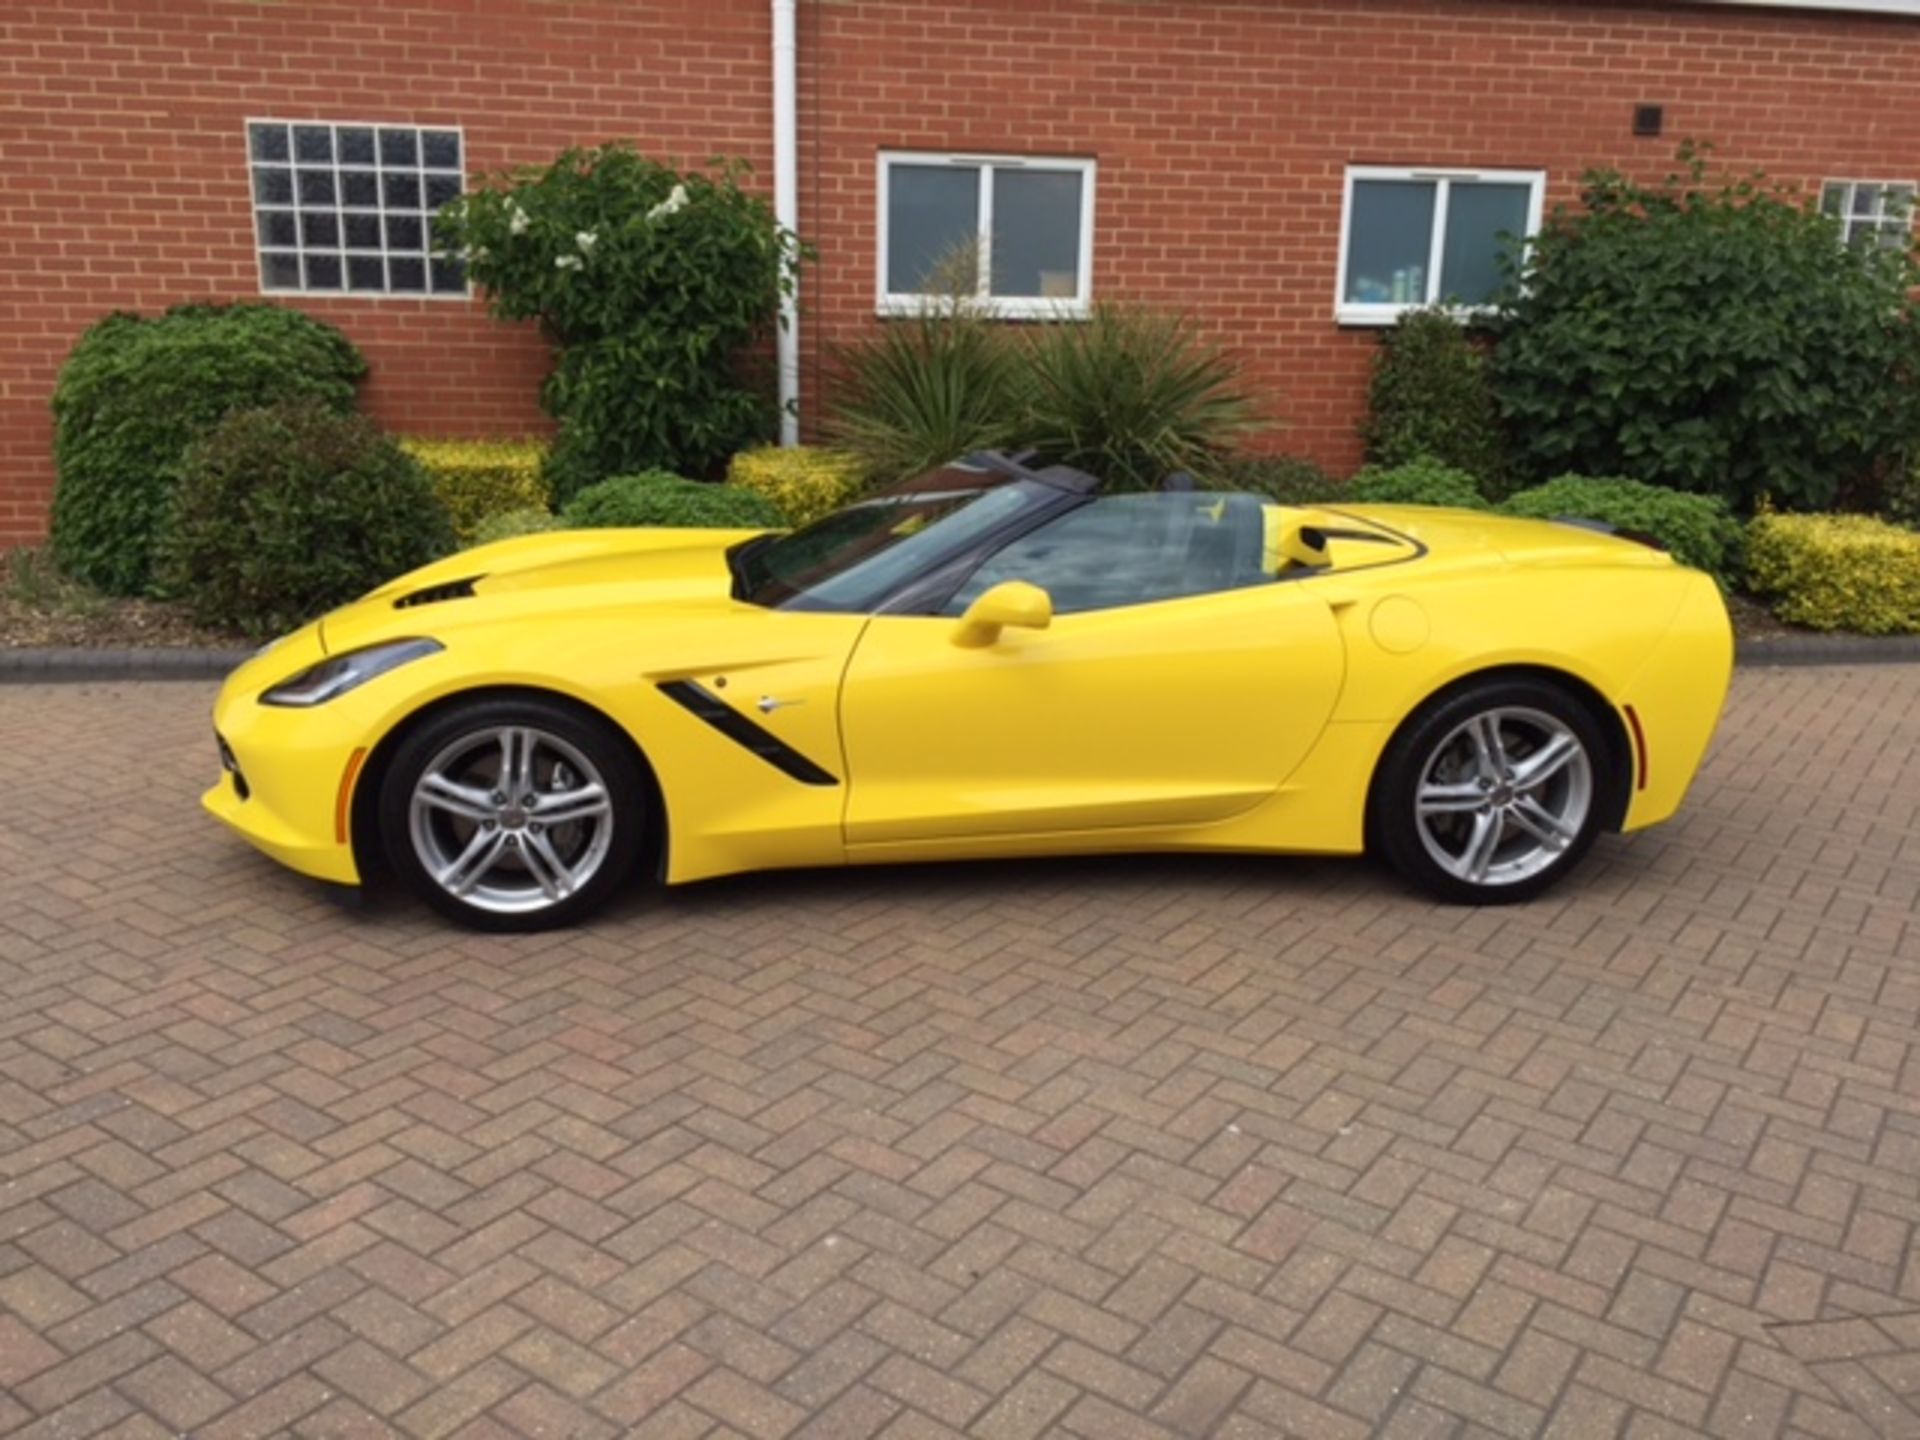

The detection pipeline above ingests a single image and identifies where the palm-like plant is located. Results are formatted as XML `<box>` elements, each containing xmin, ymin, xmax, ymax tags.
<box><xmin>826</xmin><ymin>307</ymin><xmax>1025</xmax><ymax>482</ymax></box>
<box><xmin>1018</xmin><ymin>304</ymin><xmax>1261</xmax><ymax>490</ymax></box>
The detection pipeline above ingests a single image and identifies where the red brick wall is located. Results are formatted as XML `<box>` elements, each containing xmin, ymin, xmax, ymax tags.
<box><xmin>6</xmin><ymin>0</ymin><xmax>1920</xmax><ymax>546</ymax></box>
<box><xmin>0</xmin><ymin>0</ymin><xmax>772</xmax><ymax>545</ymax></box>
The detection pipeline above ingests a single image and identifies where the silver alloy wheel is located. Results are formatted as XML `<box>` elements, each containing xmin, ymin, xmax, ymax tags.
<box><xmin>1413</xmin><ymin>705</ymin><xmax>1592</xmax><ymax>887</ymax></box>
<box><xmin>407</xmin><ymin>725</ymin><xmax>616</xmax><ymax>916</ymax></box>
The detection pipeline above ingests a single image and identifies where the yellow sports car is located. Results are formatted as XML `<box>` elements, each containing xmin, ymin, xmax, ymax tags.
<box><xmin>205</xmin><ymin>453</ymin><xmax>1733</xmax><ymax>931</ymax></box>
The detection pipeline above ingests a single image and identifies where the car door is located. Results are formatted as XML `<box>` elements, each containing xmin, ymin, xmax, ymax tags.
<box><xmin>838</xmin><ymin>492</ymin><xmax>1347</xmax><ymax>850</ymax></box>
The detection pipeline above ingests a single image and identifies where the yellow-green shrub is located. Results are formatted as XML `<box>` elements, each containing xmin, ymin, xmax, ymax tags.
<box><xmin>1746</xmin><ymin>513</ymin><xmax>1920</xmax><ymax>634</ymax></box>
<box><xmin>401</xmin><ymin>438</ymin><xmax>549</xmax><ymax>541</ymax></box>
<box><xmin>727</xmin><ymin>445</ymin><xmax>866</xmax><ymax>524</ymax></box>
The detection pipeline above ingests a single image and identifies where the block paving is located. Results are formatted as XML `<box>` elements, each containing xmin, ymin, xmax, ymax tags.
<box><xmin>1</xmin><ymin>667</ymin><xmax>1917</xmax><ymax>1438</ymax></box>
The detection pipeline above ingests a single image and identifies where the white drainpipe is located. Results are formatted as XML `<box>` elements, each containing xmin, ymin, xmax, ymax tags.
<box><xmin>772</xmin><ymin>0</ymin><xmax>800</xmax><ymax>446</ymax></box>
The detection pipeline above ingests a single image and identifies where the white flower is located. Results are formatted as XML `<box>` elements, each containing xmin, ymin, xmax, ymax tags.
<box><xmin>574</xmin><ymin>229</ymin><xmax>599</xmax><ymax>253</ymax></box>
<box><xmin>554</xmin><ymin>254</ymin><xmax>583</xmax><ymax>271</ymax></box>
<box><xmin>507</xmin><ymin>203</ymin><xmax>530</xmax><ymax>236</ymax></box>
<box><xmin>647</xmin><ymin>184</ymin><xmax>689</xmax><ymax>222</ymax></box>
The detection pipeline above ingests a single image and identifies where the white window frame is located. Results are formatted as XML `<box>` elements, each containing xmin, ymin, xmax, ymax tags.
<box><xmin>244</xmin><ymin>117</ymin><xmax>469</xmax><ymax>301</ymax></box>
<box><xmin>1335</xmin><ymin>166</ymin><xmax>1546</xmax><ymax>326</ymax></box>
<box><xmin>876</xmin><ymin>151</ymin><xmax>1097</xmax><ymax>319</ymax></box>
<box><xmin>1821</xmin><ymin>179</ymin><xmax>1916</xmax><ymax>251</ymax></box>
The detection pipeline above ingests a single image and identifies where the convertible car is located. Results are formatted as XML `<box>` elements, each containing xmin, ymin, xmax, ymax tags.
<box><xmin>205</xmin><ymin>453</ymin><xmax>1732</xmax><ymax>930</ymax></box>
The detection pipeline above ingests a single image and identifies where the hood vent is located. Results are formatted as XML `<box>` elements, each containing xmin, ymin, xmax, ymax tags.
<box><xmin>393</xmin><ymin>575</ymin><xmax>481</xmax><ymax>609</ymax></box>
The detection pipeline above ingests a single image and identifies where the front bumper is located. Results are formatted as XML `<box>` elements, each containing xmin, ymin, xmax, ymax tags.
<box><xmin>202</xmin><ymin>622</ymin><xmax>365</xmax><ymax>886</ymax></box>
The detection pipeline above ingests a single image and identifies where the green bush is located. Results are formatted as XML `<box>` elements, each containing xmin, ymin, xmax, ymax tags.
<box><xmin>50</xmin><ymin>303</ymin><xmax>366</xmax><ymax>595</ymax></box>
<box><xmin>827</xmin><ymin>307</ymin><xmax>1025</xmax><ymax>481</ymax></box>
<box><xmin>558</xmin><ymin>471</ymin><xmax>783</xmax><ymax>530</ymax></box>
<box><xmin>436</xmin><ymin>147</ymin><xmax>798</xmax><ymax>503</ymax></box>
<box><xmin>1362</xmin><ymin>308</ymin><xmax>1510</xmax><ymax>490</ymax></box>
<box><xmin>728</xmin><ymin>445</ymin><xmax>867</xmax><ymax>524</ymax></box>
<box><xmin>1211</xmin><ymin>453</ymin><xmax>1341</xmax><ymax>505</ymax></box>
<box><xmin>1746</xmin><ymin>512</ymin><xmax>1920</xmax><ymax>633</ymax></box>
<box><xmin>1884</xmin><ymin>460</ymin><xmax>1920</xmax><ymax>530</ymax></box>
<box><xmin>1492</xmin><ymin>146</ymin><xmax>1920</xmax><ymax>511</ymax></box>
<box><xmin>400</xmin><ymin>438</ymin><xmax>549</xmax><ymax>542</ymax></box>
<box><xmin>468</xmin><ymin>507</ymin><xmax>562</xmax><ymax>546</ymax></box>
<box><xmin>1347</xmin><ymin>458</ymin><xmax>1491</xmax><ymax>509</ymax></box>
<box><xmin>161</xmin><ymin>403</ymin><xmax>451</xmax><ymax>638</ymax></box>
<box><xmin>1020</xmin><ymin>304</ymin><xmax>1260</xmax><ymax>490</ymax></box>
<box><xmin>1501</xmin><ymin>475</ymin><xmax>1744</xmax><ymax>587</ymax></box>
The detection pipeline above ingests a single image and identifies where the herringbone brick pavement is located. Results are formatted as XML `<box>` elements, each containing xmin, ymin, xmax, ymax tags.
<box><xmin>1</xmin><ymin>668</ymin><xmax>1917</xmax><ymax>1439</ymax></box>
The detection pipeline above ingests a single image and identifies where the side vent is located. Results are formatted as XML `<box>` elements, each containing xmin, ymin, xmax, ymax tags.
<box><xmin>393</xmin><ymin>576</ymin><xmax>480</xmax><ymax>610</ymax></box>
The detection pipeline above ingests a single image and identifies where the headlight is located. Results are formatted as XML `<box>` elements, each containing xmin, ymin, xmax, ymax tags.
<box><xmin>261</xmin><ymin>639</ymin><xmax>443</xmax><ymax>707</ymax></box>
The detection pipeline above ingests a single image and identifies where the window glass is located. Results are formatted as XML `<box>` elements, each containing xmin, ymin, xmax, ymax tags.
<box><xmin>1823</xmin><ymin>180</ymin><xmax>1914</xmax><ymax>253</ymax></box>
<box><xmin>1345</xmin><ymin>180</ymin><xmax>1436</xmax><ymax>306</ymax></box>
<box><xmin>887</xmin><ymin>164</ymin><xmax>980</xmax><ymax>295</ymax></box>
<box><xmin>1439</xmin><ymin>181</ymin><xmax>1530</xmax><ymax>304</ymax></box>
<box><xmin>991</xmin><ymin>169</ymin><xmax>1084</xmax><ymax>299</ymax></box>
<box><xmin>881</xmin><ymin>154</ymin><xmax>1094</xmax><ymax>313</ymax></box>
<box><xmin>249</xmin><ymin>120</ymin><xmax>466</xmax><ymax>298</ymax></box>
<box><xmin>946</xmin><ymin>493</ymin><xmax>1272</xmax><ymax>616</ymax></box>
<box><xmin>1341</xmin><ymin>170</ymin><xmax>1542</xmax><ymax>319</ymax></box>
<box><xmin>738</xmin><ymin>467</ymin><xmax>1060</xmax><ymax>614</ymax></box>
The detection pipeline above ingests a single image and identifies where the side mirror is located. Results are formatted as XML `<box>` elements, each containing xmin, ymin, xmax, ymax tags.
<box><xmin>1265</xmin><ymin>508</ymin><xmax>1333</xmax><ymax>572</ymax></box>
<box><xmin>952</xmin><ymin>580</ymin><xmax>1053</xmax><ymax>648</ymax></box>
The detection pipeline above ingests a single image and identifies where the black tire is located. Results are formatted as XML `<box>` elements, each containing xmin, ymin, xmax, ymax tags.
<box><xmin>1371</xmin><ymin>676</ymin><xmax>1612</xmax><ymax>905</ymax></box>
<box><xmin>378</xmin><ymin>695</ymin><xmax>647</xmax><ymax>931</ymax></box>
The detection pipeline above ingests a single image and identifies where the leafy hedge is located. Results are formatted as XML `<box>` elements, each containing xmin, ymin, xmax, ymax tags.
<box><xmin>400</xmin><ymin>439</ymin><xmax>549</xmax><ymax>542</ymax></box>
<box><xmin>1346</xmin><ymin>458</ymin><xmax>1491</xmax><ymax>509</ymax></box>
<box><xmin>727</xmin><ymin>446</ymin><xmax>866</xmax><ymax>524</ymax></box>
<box><xmin>161</xmin><ymin>403</ymin><xmax>451</xmax><ymax>638</ymax></box>
<box><xmin>1362</xmin><ymin>309</ymin><xmax>1510</xmax><ymax>491</ymax></box>
<box><xmin>51</xmin><ymin>304</ymin><xmax>366</xmax><ymax>595</ymax></box>
<box><xmin>1746</xmin><ymin>513</ymin><xmax>1920</xmax><ymax>634</ymax></box>
<box><xmin>558</xmin><ymin>471</ymin><xmax>783</xmax><ymax>530</ymax></box>
<box><xmin>1492</xmin><ymin>149</ymin><xmax>1920</xmax><ymax>511</ymax></box>
<box><xmin>1501</xmin><ymin>475</ymin><xmax>1745</xmax><ymax>588</ymax></box>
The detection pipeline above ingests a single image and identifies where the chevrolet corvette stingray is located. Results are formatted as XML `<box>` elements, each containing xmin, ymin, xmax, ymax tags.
<box><xmin>204</xmin><ymin>452</ymin><xmax>1733</xmax><ymax>930</ymax></box>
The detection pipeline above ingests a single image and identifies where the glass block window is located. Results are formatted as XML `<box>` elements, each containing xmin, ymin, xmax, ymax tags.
<box><xmin>878</xmin><ymin>152</ymin><xmax>1096</xmax><ymax>318</ymax></box>
<box><xmin>1337</xmin><ymin>166</ymin><xmax>1545</xmax><ymax>324</ymax></box>
<box><xmin>1820</xmin><ymin>181</ymin><xmax>1915</xmax><ymax>253</ymax></box>
<box><xmin>247</xmin><ymin>121</ymin><xmax>467</xmax><ymax>297</ymax></box>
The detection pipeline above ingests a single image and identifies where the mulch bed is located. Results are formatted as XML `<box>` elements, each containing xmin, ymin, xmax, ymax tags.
<box><xmin>1</xmin><ymin>549</ymin><xmax>244</xmax><ymax>650</ymax></box>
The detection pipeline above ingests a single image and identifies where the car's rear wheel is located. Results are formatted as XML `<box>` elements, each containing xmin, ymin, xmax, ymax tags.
<box><xmin>378</xmin><ymin>697</ymin><xmax>645</xmax><ymax>931</ymax></box>
<box><xmin>1373</xmin><ymin>678</ymin><xmax>1610</xmax><ymax>905</ymax></box>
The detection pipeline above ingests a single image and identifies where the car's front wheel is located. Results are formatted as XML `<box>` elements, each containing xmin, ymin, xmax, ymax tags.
<box><xmin>378</xmin><ymin>696</ymin><xmax>646</xmax><ymax>930</ymax></box>
<box><xmin>1373</xmin><ymin>678</ymin><xmax>1611</xmax><ymax>905</ymax></box>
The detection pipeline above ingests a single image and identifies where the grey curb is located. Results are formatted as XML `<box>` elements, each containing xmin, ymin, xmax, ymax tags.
<box><xmin>0</xmin><ymin>647</ymin><xmax>249</xmax><ymax>682</ymax></box>
<box><xmin>2</xmin><ymin>633</ymin><xmax>1917</xmax><ymax>683</ymax></box>
<box><xmin>1735</xmin><ymin>634</ymin><xmax>1920</xmax><ymax>667</ymax></box>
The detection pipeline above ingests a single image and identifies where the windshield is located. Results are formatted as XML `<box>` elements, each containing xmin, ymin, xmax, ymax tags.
<box><xmin>733</xmin><ymin>461</ymin><xmax>1071</xmax><ymax>612</ymax></box>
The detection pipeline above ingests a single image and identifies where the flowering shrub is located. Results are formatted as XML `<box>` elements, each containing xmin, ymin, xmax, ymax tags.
<box><xmin>435</xmin><ymin>146</ymin><xmax>800</xmax><ymax>504</ymax></box>
<box><xmin>727</xmin><ymin>446</ymin><xmax>866</xmax><ymax>524</ymax></box>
